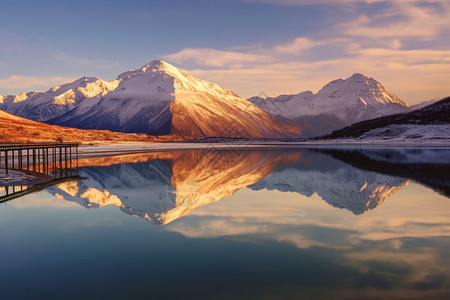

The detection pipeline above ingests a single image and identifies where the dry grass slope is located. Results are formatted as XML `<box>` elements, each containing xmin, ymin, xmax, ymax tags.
<box><xmin>0</xmin><ymin>110</ymin><xmax>183</xmax><ymax>144</ymax></box>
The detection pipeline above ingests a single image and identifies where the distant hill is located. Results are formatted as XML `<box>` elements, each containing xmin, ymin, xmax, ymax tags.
<box><xmin>318</xmin><ymin>96</ymin><xmax>450</xmax><ymax>142</ymax></box>
<box><xmin>0</xmin><ymin>109</ymin><xmax>180</xmax><ymax>144</ymax></box>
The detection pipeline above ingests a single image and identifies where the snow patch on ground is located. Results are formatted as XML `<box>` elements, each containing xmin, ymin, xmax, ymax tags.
<box><xmin>321</xmin><ymin>124</ymin><xmax>450</xmax><ymax>145</ymax></box>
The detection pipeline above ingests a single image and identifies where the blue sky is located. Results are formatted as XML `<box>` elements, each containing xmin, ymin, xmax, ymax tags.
<box><xmin>1</xmin><ymin>0</ymin><xmax>449</xmax><ymax>104</ymax></box>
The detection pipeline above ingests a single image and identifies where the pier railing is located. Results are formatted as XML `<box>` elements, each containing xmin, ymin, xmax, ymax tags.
<box><xmin>0</xmin><ymin>143</ymin><xmax>79</xmax><ymax>176</ymax></box>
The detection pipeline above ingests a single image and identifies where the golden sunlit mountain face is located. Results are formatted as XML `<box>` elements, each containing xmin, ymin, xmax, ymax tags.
<box><xmin>170</xmin><ymin>90</ymin><xmax>303</xmax><ymax>138</ymax></box>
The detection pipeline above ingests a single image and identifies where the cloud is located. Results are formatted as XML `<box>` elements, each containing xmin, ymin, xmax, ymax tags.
<box><xmin>163</xmin><ymin>37</ymin><xmax>323</xmax><ymax>68</ymax></box>
<box><xmin>0</xmin><ymin>75</ymin><xmax>77</xmax><ymax>92</ymax></box>
<box><xmin>243</xmin><ymin>0</ymin><xmax>448</xmax><ymax>5</ymax></box>
<box><xmin>339</xmin><ymin>1</ymin><xmax>450</xmax><ymax>39</ymax></box>
<box><xmin>356</xmin><ymin>48</ymin><xmax>450</xmax><ymax>64</ymax></box>
<box><xmin>273</xmin><ymin>37</ymin><xmax>323</xmax><ymax>55</ymax></box>
<box><xmin>164</xmin><ymin>38</ymin><xmax>325</xmax><ymax>68</ymax></box>
<box><xmin>163</xmin><ymin>48</ymin><xmax>272</xmax><ymax>68</ymax></box>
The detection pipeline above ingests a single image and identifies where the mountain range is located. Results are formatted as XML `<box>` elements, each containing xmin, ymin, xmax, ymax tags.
<box><xmin>1</xmin><ymin>60</ymin><xmax>302</xmax><ymax>139</ymax></box>
<box><xmin>1</xmin><ymin>60</ymin><xmax>445</xmax><ymax>140</ymax></box>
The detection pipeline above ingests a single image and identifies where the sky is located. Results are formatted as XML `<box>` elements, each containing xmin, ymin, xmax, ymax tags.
<box><xmin>0</xmin><ymin>0</ymin><xmax>449</xmax><ymax>104</ymax></box>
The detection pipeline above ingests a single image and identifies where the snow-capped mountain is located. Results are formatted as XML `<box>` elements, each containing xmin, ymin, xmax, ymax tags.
<box><xmin>248</xmin><ymin>73</ymin><xmax>411</xmax><ymax>137</ymax></box>
<box><xmin>1</xmin><ymin>60</ymin><xmax>303</xmax><ymax>138</ymax></box>
<box><xmin>0</xmin><ymin>77</ymin><xmax>119</xmax><ymax>122</ymax></box>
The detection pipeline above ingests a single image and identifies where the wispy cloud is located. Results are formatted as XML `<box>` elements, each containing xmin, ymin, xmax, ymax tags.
<box><xmin>339</xmin><ymin>1</ymin><xmax>450</xmax><ymax>39</ymax></box>
<box><xmin>163</xmin><ymin>48</ymin><xmax>272</xmax><ymax>68</ymax></box>
<box><xmin>0</xmin><ymin>75</ymin><xmax>77</xmax><ymax>92</ymax></box>
<box><xmin>273</xmin><ymin>37</ymin><xmax>324</xmax><ymax>55</ymax></box>
<box><xmin>163</xmin><ymin>37</ymin><xmax>325</xmax><ymax>68</ymax></box>
<box><xmin>243</xmin><ymin>0</ymin><xmax>449</xmax><ymax>5</ymax></box>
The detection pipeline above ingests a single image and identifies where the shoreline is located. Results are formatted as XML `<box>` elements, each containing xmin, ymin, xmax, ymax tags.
<box><xmin>76</xmin><ymin>141</ymin><xmax>450</xmax><ymax>159</ymax></box>
<box><xmin>2</xmin><ymin>141</ymin><xmax>449</xmax><ymax>186</ymax></box>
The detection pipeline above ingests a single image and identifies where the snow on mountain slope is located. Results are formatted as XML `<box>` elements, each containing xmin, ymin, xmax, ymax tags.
<box><xmin>49</xmin><ymin>60</ymin><xmax>303</xmax><ymax>138</ymax></box>
<box><xmin>0</xmin><ymin>77</ymin><xmax>119</xmax><ymax>121</ymax></box>
<box><xmin>248</xmin><ymin>73</ymin><xmax>411</xmax><ymax>137</ymax></box>
<box><xmin>49</xmin><ymin>62</ymin><xmax>175</xmax><ymax>135</ymax></box>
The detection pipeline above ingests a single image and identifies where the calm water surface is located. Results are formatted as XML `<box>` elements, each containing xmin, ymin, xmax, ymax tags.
<box><xmin>1</xmin><ymin>147</ymin><xmax>449</xmax><ymax>299</ymax></box>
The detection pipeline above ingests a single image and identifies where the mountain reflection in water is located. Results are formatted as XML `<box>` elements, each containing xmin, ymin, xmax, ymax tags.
<box><xmin>45</xmin><ymin>147</ymin><xmax>449</xmax><ymax>224</ymax></box>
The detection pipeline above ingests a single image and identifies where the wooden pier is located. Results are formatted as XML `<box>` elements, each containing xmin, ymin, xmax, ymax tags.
<box><xmin>0</xmin><ymin>143</ymin><xmax>79</xmax><ymax>177</ymax></box>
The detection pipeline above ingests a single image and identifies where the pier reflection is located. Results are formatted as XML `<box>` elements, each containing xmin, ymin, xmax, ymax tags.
<box><xmin>0</xmin><ymin>143</ymin><xmax>82</xmax><ymax>203</ymax></box>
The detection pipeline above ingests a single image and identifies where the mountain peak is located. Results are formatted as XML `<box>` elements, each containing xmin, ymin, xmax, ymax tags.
<box><xmin>347</xmin><ymin>73</ymin><xmax>377</xmax><ymax>85</ymax></box>
<box><xmin>349</xmin><ymin>73</ymin><xmax>367</xmax><ymax>79</ymax></box>
<box><xmin>117</xmin><ymin>59</ymin><xmax>189</xmax><ymax>81</ymax></box>
<box><xmin>142</xmin><ymin>59</ymin><xmax>173</xmax><ymax>70</ymax></box>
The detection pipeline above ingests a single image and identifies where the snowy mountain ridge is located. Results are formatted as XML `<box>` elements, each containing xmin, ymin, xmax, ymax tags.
<box><xmin>248</xmin><ymin>73</ymin><xmax>412</xmax><ymax>137</ymax></box>
<box><xmin>2</xmin><ymin>62</ymin><xmax>440</xmax><ymax>139</ymax></box>
<box><xmin>0</xmin><ymin>77</ymin><xmax>119</xmax><ymax>122</ymax></box>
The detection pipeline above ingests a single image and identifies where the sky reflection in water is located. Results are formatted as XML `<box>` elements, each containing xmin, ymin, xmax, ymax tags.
<box><xmin>0</xmin><ymin>147</ymin><xmax>449</xmax><ymax>299</ymax></box>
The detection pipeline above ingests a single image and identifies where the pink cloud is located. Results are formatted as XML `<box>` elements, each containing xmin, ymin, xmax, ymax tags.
<box><xmin>163</xmin><ymin>48</ymin><xmax>272</xmax><ymax>68</ymax></box>
<box><xmin>0</xmin><ymin>75</ymin><xmax>77</xmax><ymax>92</ymax></box>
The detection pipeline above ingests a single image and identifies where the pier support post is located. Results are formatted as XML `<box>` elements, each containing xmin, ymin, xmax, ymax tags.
<box><xmin>19</xmin><ymin>150</ymin><xmax>22</xmax><ymax>170</ymax></box>
<box><xmin>5</xmin><ymin>150</ymin><xmax>8</xmax><ymax>175</ymax></box>
<box><xmin>32</xmin><ymin>149</ymin><xmax>36</xmax><ymax>172</ymax></box>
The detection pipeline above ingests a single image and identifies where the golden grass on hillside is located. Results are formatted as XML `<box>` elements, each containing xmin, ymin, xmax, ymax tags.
<box><xmin>0</xmin><ymin>110</ymin><xmax>184</xmax><ymax>144</ymax></box>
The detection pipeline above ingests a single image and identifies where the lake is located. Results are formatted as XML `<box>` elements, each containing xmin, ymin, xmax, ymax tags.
<box><xmin>1</xmin><ymin>146</ymin><xmax>449</xmax><ymax>299</ymax></box>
